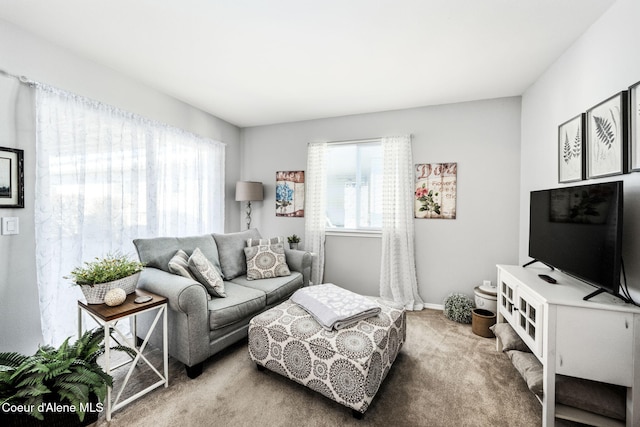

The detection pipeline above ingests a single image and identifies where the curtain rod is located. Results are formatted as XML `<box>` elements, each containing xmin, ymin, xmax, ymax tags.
<box><xmin>309</xmin><ymin>137</ymin><xmax>381</xmax><ymax>146</ymax></box>
<box><xmin>309</xmin><ymin>134</ymin><xmax>412</xmax><ymax>146</ymax></box>
<box><xmin>0</xmin><ymin>68</ymin><xmax>34</xmax><ymax>85</ymax></box>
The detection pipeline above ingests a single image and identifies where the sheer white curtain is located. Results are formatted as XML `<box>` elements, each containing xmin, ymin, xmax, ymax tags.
<box><xmin>304</xmin><ymin>142</ymin><xmax>327</xmax><ymax>285</ymax></box>
<box><xmin>379</xmin><ymin>135</ymin><xmax>424</xmax><ymax>310</ymax></box>
<box><xmin>35</xmin><ymin>84</ymin><xmax>225</xmax><ymax>345</ymax></box>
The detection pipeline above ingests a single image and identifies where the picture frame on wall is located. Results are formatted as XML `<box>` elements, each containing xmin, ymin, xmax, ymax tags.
<box><xmin>275</xmin><ymin>171</ymin><xmax>305</xmax><ymax>217</ymax></box>
<box><xmin>414</xmin><ymin>162</ymin><xmax>457</xmax><ymax>219</ymax></box>
<box><xmin>0</xmin><ymin>146</ymin><xmax>24</xmax><ymax>208</ymax></box>
<box><xmin>586</xmin><ymin>91</ymin><xmax>628</xmax><ymax>179</ymax></box>
<box><xmin>558</xmin><ymin>113</ymin><xmax>585</xmax><ymax>183</ymax></box>
<box><xmin>629</xmin><ymin>80</ymin><xmax>640</xmax><ymax>172</ymax></box>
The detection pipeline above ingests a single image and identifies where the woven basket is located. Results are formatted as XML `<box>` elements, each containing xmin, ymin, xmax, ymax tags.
<box><xmin>80</xmin><ymin>272</ymin><xmax>140</xmax><ymax>305</ymax></box>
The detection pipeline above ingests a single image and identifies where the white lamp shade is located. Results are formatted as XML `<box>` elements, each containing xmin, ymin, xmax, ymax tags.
<box><xmin>235</xmin><ymin>181</ymin><xmax>264</xmax><ymax>201</ymax></box>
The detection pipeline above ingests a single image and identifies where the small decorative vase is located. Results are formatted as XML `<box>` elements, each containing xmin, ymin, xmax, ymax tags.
<box><xmin>80</xmin><ymin>272</ymin><xmax>141</xmax><ymax>304</ymax></box>
<box><xmin>289</xmin><ymin>242</ymin><xmax>299</xmax><ymax>250</ymax></box>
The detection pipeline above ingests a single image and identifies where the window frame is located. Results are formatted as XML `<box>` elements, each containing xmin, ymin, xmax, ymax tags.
<box><xmin>324</xmin><ymin>139</ymin><xmax>383</xmax><ymax>234</ymax></box>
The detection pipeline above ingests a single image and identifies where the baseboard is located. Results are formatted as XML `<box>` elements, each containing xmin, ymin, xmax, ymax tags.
<box><xmin>423</xmin><ymin>303</ymin><xmax>443</xmax><ymax>311</ymax></box>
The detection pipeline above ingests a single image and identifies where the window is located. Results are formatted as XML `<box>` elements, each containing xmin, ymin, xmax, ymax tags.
<box><xmin>325</xmin><ymin>141</ymin><xmax>382</xmax><ymax>231</ymax></box>
<box><xmin>35</xmin><ymin>83</ymin><xmax>225</xmax><ymax>345</ymax></box>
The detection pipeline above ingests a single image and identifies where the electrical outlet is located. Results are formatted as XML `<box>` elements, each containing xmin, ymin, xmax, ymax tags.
<box><xmin>483</xmin><ymin>280</ymin><xmax>492</xmax><ymax>287</ymax></box>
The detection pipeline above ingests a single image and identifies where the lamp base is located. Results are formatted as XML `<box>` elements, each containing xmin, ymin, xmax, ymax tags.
<box><xmin>245</xmin><ymin>201</ymin><xmax>252</xmax><ymax>230</ymax></box>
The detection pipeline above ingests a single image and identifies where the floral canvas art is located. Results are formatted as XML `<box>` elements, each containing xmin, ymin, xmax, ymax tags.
<box><xmin>415</xmin><ymin>163</ymin><xmax>457</xmax><ymax>219</ymax></box>
<box><xmin>276</xmin><ymin>171</ymin><xmax>304</xmax><ymax>217</ymax></box>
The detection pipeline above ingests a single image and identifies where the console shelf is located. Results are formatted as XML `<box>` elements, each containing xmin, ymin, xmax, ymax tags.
<box><xmin>496</xmin><ymin>265</ymin><xmax>640</xmax><ymax>427</ymax></box>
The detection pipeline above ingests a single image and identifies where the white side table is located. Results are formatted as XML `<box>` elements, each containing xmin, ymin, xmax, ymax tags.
<box><xmin>78</xmin><ymin>289</ymin><xmax>168</xmax><ymax>421</ymax></box>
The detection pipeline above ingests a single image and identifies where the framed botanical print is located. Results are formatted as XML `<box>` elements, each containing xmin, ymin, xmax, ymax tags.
<box><xmin>629</xmin><ymin>80</ymin><xmax>640</xmax><ymax>172</ymax></box>
<box><xmin>0</xmin><ymin>147</ymin><xmax>24</xmax><ymax>208</ymax></box>
<box><xmin>558</xmin><ymin>113</ymin><xmax>585</xmax><ymax>183</ymax></box>
<box><xmin>586</xmin><ymin>91</ymin><xmax>628</xmax><ymax>179</ymax></box>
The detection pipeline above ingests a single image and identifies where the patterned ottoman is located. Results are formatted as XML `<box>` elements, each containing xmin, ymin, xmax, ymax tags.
<box><xmin>248</xmin><ymin>299</ymin><xmax>406</xmax><ymax>416</ymax></box>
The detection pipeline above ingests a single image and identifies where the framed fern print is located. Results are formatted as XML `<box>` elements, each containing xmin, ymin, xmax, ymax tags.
<box><xmin>629</xmin><ymin>81</ymin><xmax>640</xmax><ymax>172</ymax></box>
<box><xmin>558</xmin><ymin>113</ymin><xmax>585</xmax><ymax>183</ymax></box>
<box><xmin>586</xmin><ymin>91</ymin><xmax>628</xmax><ymax>179</ymax></box>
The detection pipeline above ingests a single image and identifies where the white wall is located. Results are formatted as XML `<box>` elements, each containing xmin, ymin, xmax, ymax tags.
<box><xmin>0</xmin><ymin>19</ymin><xmax>241</xmax><ymax>353</ymax></box>
<box><xmin>242</xmin><ymin>97</ymin><xmax>522</xmax><ymax>305</ymax></box>
<box><xmin>520</xmin><ymin>0</ymin><xmax>640</xmax><ymax>299</ymax></box>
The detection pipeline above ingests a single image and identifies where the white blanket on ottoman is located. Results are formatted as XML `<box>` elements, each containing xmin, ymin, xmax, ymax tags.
<box><xmin>291</xmin><ymin>283</ymin><xmax>381</xmax><ymax>330</ymax></box>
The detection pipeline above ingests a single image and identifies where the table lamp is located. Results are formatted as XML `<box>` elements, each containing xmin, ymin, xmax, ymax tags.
<box><xmin>235</xmin><ymin>181</ymin><xmax>264</xmax><ymax>230</ymax></box>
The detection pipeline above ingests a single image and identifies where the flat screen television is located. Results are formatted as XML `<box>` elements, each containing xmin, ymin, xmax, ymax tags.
<box><xmin>527</xmin><ymin>181</ymin><xmax>623</xmax><ymax>301</ymax></box>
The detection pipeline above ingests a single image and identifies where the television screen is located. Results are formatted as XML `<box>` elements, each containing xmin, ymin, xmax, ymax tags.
<box><xmin>528</xmin><ymin>181</ymin><xmax>623</xmax><ymax>297</ymax></box>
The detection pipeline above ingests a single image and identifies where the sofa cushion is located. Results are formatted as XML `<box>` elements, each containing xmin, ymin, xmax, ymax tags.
<box><xmin>244</xmin><ymin>242</ymin><xmax>291</xmax><ymax>280</ymax></box>
<box><xmin>208</xmin><ymin>281</ymin><xmax>266</xmax><ymax>330</ymax></box>
<box><xmin>213</xmin><ymin>228</ymin><xmax>261</xmax><ymax>280</ymax></box>
<box><xmin>232</xmin><ymin>271</ymin><xmax>303</xmax><ymax>306</ymax></box>
<box><xmin>134</xmin><ymin>234</ymin><xmax>222</xmax><ymax>275</ymax></box>
<box><xmin>189</xmin><ymin>248</ymin><xmax>226</xmax><ymax>298</ymax></box>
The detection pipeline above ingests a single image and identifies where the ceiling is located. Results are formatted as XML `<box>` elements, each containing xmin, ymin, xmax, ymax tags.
<box><xmin>0</xmin><ymin>0</ymin><xmax>616</xmax><ymax>127</ymax></box>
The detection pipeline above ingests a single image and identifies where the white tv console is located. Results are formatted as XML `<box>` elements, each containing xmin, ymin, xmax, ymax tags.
<box><xmin>496</xmin><ymin>264</ymin><xmax>640</xmax><ymax>427</ymax></box>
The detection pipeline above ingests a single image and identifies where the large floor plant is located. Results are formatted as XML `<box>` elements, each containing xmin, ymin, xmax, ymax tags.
<box><xmin>0</xmin><ymin>327</ymin><xmax>133</xmax><ymax>424</ymax></box>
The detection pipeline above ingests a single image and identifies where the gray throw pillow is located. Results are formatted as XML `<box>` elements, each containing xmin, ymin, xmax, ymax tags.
<box><xmin>168</xmin><ymin>249</ymin><xmax>211</xmax><ymax>300</ymax></box>
<box><xmin>490</xmin><ymin>322</ymin><xmax>531</xmax><ymax>352</ymax></box>
<box><xmin>188</xmin><ymin>248</ymin><xmax>226</xmax><ymax>298</ymax></box>
<box><xmin>247</xmin><ymin>236</ymin><xmax>283</xmax><ymax>247</ymax></box>
<box><xmin>506</xmin><ymin>350</ymin><xmax>543</xmax><ymax>395</ymax></box>
<box><xmin>213</xmin><ymin>228</ymin><xmax>261</xmax><ymax>279</ymax></box>
<box><xmin>244</xmin><ymin>242</ymin><xmax>291</xmax><ymax>280</ymax></box>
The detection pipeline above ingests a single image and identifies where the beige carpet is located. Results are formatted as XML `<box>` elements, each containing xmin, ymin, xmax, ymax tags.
<box><xmin>93</xmin><ymin>309</ymin><xmax>544</xmax><ymax>427</ymax></box>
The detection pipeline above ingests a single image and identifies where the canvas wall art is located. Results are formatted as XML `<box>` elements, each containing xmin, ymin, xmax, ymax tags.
<box><xmin>276</xmin><ymin>171</ymin><xmax>305</xmax><ymax>217</ymax></box>
<box><xmin>415</xmin><ymin>163</ymin><xmax>457</xmax><ymax>219</ymax></box>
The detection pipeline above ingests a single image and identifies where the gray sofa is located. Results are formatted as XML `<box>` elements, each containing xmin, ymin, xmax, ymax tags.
<box><xmin>133</xmin><ymin>228</ymin><xmax>313</xmax><ymax>378</ymax></box>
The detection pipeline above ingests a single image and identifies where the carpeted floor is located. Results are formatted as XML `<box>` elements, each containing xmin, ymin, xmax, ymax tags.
<box><xmin>93</xmin><ymin>309</ymin><xmax>544</xmax><ymax>426</ymax></box>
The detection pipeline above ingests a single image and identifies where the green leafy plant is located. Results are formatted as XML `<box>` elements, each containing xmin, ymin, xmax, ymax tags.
<box><xmin>66</xmin><ymin>253</ymin><xmax>144</xmax><ymax>287</ymax></box>
<box><xmin>443</xmin><ymin>293</ymin><xmax>475</xmax><ymax>324</ymax></box>
<box><xmin>0</xmin><ymin>327</ymin><xmax>134</xmax><ymax>422</ymax></box>
<box><xmin>287</xmin><ymin>234</ymin><xmax>301</xmax><ymax>244</ymax></box>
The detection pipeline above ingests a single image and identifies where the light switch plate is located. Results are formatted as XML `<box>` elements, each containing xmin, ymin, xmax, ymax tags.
<box><xmin>2</xmin><ymin>217</ymin><xmax>19</xmax><ymax>235</ymax></box>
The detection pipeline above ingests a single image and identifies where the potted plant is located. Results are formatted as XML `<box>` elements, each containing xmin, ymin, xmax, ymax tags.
<box><xmin>0</xmin><ymin>327</ymin><xmax>134</xmax><ymax>426</ymax></box>
<box><xmin>287</xmin><ymin>234</ymin><xmax>301</xmax><ymax>250</ymax></box>
<box><xmin>66</xmin><ymin>253</ymin><xmax>144</xmax><ymax>304</ymax></box>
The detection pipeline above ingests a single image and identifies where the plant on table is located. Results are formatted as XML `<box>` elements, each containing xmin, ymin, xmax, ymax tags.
<box><xmin>66</xmin><ymin>252</ymin><xmax>144</xmax><ymax>287</ymax></box>
<box><xmin>287</xmin><ymin>234</ymin><xmax>301</xmax><ymax>244</ymax></box>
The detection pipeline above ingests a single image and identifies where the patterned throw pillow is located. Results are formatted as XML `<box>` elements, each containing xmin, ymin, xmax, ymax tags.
<box><xmin>168</xmin><ymin>250</ymin><xmax>211</xmax><ymax>300</ymax></box>
<box><xmin>244</xmin><ymin>241</ymin><xmax>291</xmax><ymax>280</ymax></box>
<box><xmin>168</xmin><ymin>249</ymin><xmax>194</xmax><ymax>278</ymax></box>
<box><xmin>246</xmin><ymin>236</ymin><xmax>284</xmax><ymax>247</ymax></box>
<box><xmin>188</xmin><ymin>247</ymin><xmax>226</xmax><ymax>297</ymax></box>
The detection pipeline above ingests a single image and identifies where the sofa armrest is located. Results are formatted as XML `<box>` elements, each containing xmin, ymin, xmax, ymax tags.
<box><xmin>137</xmin><ymin>267</ymin><xmax>208</xmax><ymax>314</ymax></box>
<box><xmin>285</xmin><ymin>249</ymin><xmax>316</xmax><ymax>286</ymax></box>
<box><xmin>136</xmin><ymin>267</ymin><xmax>210</xmax><ymax>367</ymax></box>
